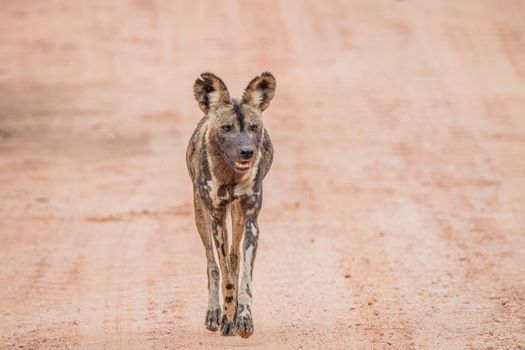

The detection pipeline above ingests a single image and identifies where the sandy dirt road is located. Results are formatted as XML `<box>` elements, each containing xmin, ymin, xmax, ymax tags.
<box><xmin>1</xmin><ymin>1</ymin><xmax>525</xmax><ymax>349</ymax></box>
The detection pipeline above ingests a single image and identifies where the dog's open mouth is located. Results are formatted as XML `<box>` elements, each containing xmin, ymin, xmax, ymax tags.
<box><xmin>234</xmin><ymin>160</ymin><xmax>252</xmax><ymax>171</ymax></box>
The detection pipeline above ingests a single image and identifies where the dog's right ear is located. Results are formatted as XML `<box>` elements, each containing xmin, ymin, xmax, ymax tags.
<box><xmin>193</xmin><ymin>73</ymin><xmax>231</xmax><ymax>114</ymax></box>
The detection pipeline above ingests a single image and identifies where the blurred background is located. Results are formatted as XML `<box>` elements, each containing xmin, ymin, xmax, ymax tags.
<box><xmin>1</xmin><ymin>1</ymin><xmax>524</xmax><ymax>349</ymax></box>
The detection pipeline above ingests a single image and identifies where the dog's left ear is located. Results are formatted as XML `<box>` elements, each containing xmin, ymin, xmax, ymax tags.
<box><xmin>241</xmin><ymin>72</ymin><xmax>276</xmax><ymax>112</ymax></box>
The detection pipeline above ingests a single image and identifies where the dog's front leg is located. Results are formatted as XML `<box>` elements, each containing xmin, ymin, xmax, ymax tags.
<box><xmin>236</xmin><ymin>194</ymin><xmax>261</xmax><ymax>338</ymax></box>
<box><xmin>210</xmin><ymin>210</ymin><xmax>238</xmax><ymax>336</ymax></box>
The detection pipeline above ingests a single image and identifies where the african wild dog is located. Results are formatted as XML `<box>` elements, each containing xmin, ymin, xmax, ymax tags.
<box><xmin>186</xmin><ymin>72</ymin><xmax>275</xmax><ymax>337</ymax></box>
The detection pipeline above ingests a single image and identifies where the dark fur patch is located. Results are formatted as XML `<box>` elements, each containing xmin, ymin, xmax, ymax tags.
<box><xmin>252</xmin><ymin>164</ymin><xmax>263</xmax><ymax>193</ymax></box>
<box><xmin>225</xmin><ymin>296</ymin><xmax>233</xmax><ymax>303</ymax></box>
<box><xmin>202</xmin><ymin>82</ymin><xmax>214</xmax><ymax>93</ymax></box>
<box><xmin>258</xmin><ymin>79</ymin><xmax>269</xmax><ymax>90</ymax></box>
<box><xmin>218</xmin><ymin>185</ymin><xmax>228</xmax><ymax>198</ymax></box>
<box><xmin>226</xmin><ymin>283</ymin><xmax>234</xmax><ymax>290</ymax></box>
<box><xmin>232</xmin><ymin>98</ymin><xmax>245</xmax><ymax>131</ymax></box>
<box><xmin>200</xmin><ymin>128</ymin><xmax>212</xmax><ymax>182</ymax></box>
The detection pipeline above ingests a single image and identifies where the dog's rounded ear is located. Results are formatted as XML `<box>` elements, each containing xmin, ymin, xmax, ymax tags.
<box><xmin>241</xmin><ymin>72</ymin><xmax>276</xmax><ymax>112</ymax></box>
<box><xmin>193</xmin><ymin>72</ymin><xmax>231</xmax><ymax>113</ymax></box>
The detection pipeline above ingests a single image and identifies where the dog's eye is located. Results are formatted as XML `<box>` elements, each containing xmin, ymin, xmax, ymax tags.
<box><xmin>221</xmin><ymin>124</ymin><xmax>232</xmax><ymax>132</ymax></box>
<box><xmin>250</xmin><ymin>124</ymin><xmax>258</xmax><ymax>132</ymax></box>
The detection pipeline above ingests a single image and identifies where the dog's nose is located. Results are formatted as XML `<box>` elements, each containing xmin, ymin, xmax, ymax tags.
<box><xmin>240</xmin><ymin>146</ymin><xmax>254</xmax><ymax>159</ymax></box>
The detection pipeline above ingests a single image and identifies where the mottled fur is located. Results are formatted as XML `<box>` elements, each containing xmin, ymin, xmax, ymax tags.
<box><xmin>186</xmin><ymin>72</ymin><xmax>275</xmax><ymax>337</ymax></box>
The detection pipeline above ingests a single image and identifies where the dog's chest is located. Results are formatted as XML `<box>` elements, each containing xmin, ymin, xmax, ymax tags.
<box><xmin>204</xmin><ymin>179</ymin><xmax>255</xmax><ymax>207</ymax></box>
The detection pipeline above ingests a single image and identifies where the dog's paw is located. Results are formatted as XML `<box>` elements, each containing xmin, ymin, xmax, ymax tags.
<box><xmin>220</xmin><ymin>315</ymin><xmax>237</xmax><ymax>336</ymax></box>
<box><xmin>236</xmin><ymin>312</ymin><xmax>254</xmax><ymax>338</ymax></box>
<box><xmin>205</xmin><ymin>308</ymin><xmax>221</xmax><ymax>331</ymax></box>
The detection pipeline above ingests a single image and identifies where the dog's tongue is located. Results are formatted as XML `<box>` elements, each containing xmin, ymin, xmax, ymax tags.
<box><xmin>235</xmin><ymin>160</ymin><xmax>251</xmax><ymax>169</ymax></box>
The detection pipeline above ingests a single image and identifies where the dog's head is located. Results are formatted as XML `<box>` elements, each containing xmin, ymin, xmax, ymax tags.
<box><xmin>194</xmin><ymin>72</ymin><xmax>276</xmax><ymax>173</ymax></box>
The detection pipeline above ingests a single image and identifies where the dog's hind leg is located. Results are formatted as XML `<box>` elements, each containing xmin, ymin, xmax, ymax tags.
<box><xmin>193</xmin><ymin>192</ymin><xmax>221</xmax><ymax>331</ymax></box>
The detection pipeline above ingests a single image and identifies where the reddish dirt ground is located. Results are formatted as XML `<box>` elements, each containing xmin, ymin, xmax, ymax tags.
<box><xmin>1</xmin><ymin>1</ymin><xmax>525</xmax><ymax>349</ymax></box>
